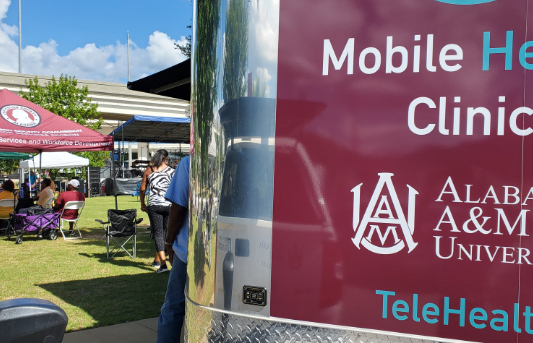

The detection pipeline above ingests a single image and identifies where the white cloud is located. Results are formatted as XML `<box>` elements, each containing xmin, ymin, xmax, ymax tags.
<box><xmin>147</xmin><ymin>31</ymin><xmax>187</xmax><ymax>69</ymax></box>
<box><xmin>249</xmin><ymin>0</ymin><xmax>279</xmax><ymax>65</ymax></box>
<box><xmin>248</xmin><ymin>0</ymin><xmax>279</xmax><ymax>99</ymax></box>
<box><xmin>0</xmin><ymin>0</ymin><xmax>9</xmax><ymax>21</ymax></box>
<box><xmin>255</xmin><ymin>67</ymin><xmax>272</xmax><ymax>97</ymax></box>
<box><xmin>0</xmin><ymin>0</ymin><xmax>187</xmax><ymax>83</ymax></box>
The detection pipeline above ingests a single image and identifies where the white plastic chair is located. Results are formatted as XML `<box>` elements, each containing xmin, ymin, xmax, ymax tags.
<box><xmin>59</xmin><ymin>201</ymin><xmax>85</xmax><ymax>240</ymax></box>
<box><xmin>0</xmin><ymin>198</ymin><xmax>16</xmax><ymax>234</ymax></box>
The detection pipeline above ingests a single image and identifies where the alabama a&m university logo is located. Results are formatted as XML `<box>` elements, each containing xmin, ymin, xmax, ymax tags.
<box><xmin>0</xmin><ymin>105</ymin><xmax>41</xmax><ymax>128</ymax></box>
<box><xmin>352</xmin><ymin>173</ymin><xmax>418</xmax><ymax>254</ymax></box>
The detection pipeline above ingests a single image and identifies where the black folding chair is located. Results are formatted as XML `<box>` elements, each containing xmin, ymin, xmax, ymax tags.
<box><xmin>95</xmin><ymin>209</ymin><xmax>143</xmax><ymax>259</ymax></box>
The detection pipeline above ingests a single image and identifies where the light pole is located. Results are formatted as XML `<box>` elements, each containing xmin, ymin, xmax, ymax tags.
<box><xmin>127</xmin><ymin>31</ymin><xmax>130</xmax><ymax>82</ymax></box>
<box><xmin>18</xmin><ymin>0</ymin><xmax>21</xmax><ymax>73</ymax></box>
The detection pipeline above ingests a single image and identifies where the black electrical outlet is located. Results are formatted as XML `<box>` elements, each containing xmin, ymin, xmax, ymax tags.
<box><xmin>242</xmin><ymin>286</ymin><xmax>267</xmax><ymax>306</ymax></box>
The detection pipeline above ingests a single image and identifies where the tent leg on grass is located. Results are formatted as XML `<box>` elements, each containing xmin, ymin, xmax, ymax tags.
<box><xmin>112</xmin><ymin>134</ymin><xmax>118</xmax><ymax>210</ymax></box>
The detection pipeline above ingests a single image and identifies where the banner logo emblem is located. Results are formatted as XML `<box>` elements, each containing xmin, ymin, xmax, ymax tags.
<box><xmin>352</xmin><ymin>173</ymin><xmax>418</xmax><ymax>254</ymax></box>
<box><xmin>435</xmin><ymin>0</ymin><xmax>495</xmax><ymax>5</ymax></box>
<box><xmin>0</xmin><ymin>105</ymin><xmax>41</xmax><ymax>128</ymax></box>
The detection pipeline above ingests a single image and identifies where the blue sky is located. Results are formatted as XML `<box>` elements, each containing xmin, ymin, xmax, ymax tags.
<box><xmin>0</xmin><ymin>0</ymin><xmax>192</xmax><ymax>83</ymax></box>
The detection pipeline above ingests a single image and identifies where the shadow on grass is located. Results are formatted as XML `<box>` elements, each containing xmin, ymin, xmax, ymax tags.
<box><xmin>76</xmin><ymin>233</ymin><xmax>159</xmax><ymax>271</ymax></box>
<box><xmin>37</xmin><ymin>273</ymin><xmax>169</xmax><ymax>330</ymax></box>
<box><xmin>1</xmin><ymin>235</ymin><xmax>47</xmax><ymax>243</ymax></box>
<box><xmin>78</xmin><ymin>252</ymin><xmax>155</xmax><ymax>271</ymax></box>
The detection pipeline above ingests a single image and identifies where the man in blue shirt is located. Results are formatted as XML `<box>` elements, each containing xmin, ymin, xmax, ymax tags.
<box><xmin>157</xmin><ymin>156</ymin><xmax>189</xmax><ymax>343</ymax></box>
<box><xmin>29</xmin><ymin>171</ymin><xmax>36</xmax><ymax>191</ymax></box>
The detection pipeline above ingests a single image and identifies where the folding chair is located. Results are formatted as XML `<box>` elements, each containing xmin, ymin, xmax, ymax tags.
<box><xmin>132</xmin><ymin>182</ymin><xmax>140</xmax><ymax>201</ymax></box>
<box><xmin>0</xmin><ymin>198</ymin><xmax>16</xmax><ymax>235</ymax></box>
<box><xmin>44</xmin><ymin>196</ymin><xmax>54</xmax><ymax>209</ymax></box>
<box><xmin>59</xmin><ymin>201</ymin><xmax>85</xmax><ymax>240</ymax></box>
<box><xmin>132</xmin><ymin>182</ymin><xmax>148</xmax><ymax>202</ymax></box>
<box><xmin>95</xmin><ymin>209</ymin><xmax>143</xmax><ymax>259</ymax></box>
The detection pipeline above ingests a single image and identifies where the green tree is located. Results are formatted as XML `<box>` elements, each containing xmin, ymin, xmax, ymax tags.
<box><xmin>175</xmin><ymin>0</ymin><xmax>193</xmax><ymax>59</ymax></box>
<box><xmin>175</xmin><ymin>21</ymin><xmax>192</xmax><ymax>58</ymax></box>
<box><xmin>0</xmin><ymin>159</ymin><xmax>20</xmax><ymax>175</ymax></box>
<box><xmin>222</xmin><ymin>0</ymin><xmax>248</xmax><ymax>103</ymax></box>
<box><xmin>19</xmin><ymin>75</ymin><xmax>108</xmax><ymax>167</ymax></box>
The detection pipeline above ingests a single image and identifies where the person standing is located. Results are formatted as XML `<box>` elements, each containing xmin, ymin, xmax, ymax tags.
<box><xmin>54</xmin><ymin>179</ymin><xmax>85</xmax><ymax>235</ymax></box>
<box><xmin>156</xmin><ymin>155</ymin><xmax>189</xmax><ymax>343</ymax></box>
<box><xmin>29</xmin><ymin>171</ymin><xmax>36</xmax><ymax>191</ymax></box>
<box><xmin>141</xmin><ymin>149</ymin><xmax>175</xmax><ymax>273</ymax></box>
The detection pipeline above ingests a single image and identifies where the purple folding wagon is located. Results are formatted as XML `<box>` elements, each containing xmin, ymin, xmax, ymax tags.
<box><xmin>8</xmin><ymin>212</ymin><xmax>61</xmax><ymax>244</ymax></box>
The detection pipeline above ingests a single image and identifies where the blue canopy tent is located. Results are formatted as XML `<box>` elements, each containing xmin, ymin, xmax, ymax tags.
<box><xmin>108</xmin><ymin>115</ymin><xmax>190</xmax><ymax>208</ymax></box>
<box><xmin>109</xmin><ymin>115</ymin><xmax>190</xmax><ymax>144</ymax></box>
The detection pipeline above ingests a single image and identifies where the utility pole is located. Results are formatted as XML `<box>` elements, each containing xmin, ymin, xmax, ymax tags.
<box><xmin>18</xmin><ymin>0</ymin><xmax>21</xmax><ymax>73</ymax></box>
<box><xmin>127</xmin><ymin>32</ymin><xmax>130</xmax><ymax>82</ymax></box>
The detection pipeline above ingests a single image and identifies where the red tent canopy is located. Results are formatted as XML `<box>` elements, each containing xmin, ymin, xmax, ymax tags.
<box><xmin>0</xmin><ymin>89</ymin><xmax>113</xmax><ymax>152</ymax></box>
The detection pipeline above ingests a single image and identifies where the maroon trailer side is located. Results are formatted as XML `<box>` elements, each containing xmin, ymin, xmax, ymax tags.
<box><xmin>186</xmin><ymin>0</ymin><xmax>533</xmax><ymax>342</ymax></box>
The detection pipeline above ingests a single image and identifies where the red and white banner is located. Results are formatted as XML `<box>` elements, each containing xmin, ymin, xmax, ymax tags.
<box><xmin>0</xmin><ymin>89</ymin><xmax>113</xmax><ymax>152</ymax></box>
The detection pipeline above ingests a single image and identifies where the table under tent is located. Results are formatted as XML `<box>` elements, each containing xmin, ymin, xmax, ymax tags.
<box><xmin>108</xmin><ymin>115</ymin><xmax>190</xmax><ymax>208</ymax></box>
<box><xmin>19</xmin><ymin>152</ymin><xmax>90</xmax><ymax>193</ymax></box>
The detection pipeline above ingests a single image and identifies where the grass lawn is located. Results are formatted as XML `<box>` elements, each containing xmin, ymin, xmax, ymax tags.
<box><xmin>0</xmin><ymin>195</ymin><xmax>170</xmax><ymax>332</ymax></box>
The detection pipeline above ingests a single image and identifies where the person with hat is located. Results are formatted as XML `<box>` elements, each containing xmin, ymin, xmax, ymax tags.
<box><xmin>53</xmin><ymin>179</ymin><xmax>85</xmax><ymax>235</ymax></box>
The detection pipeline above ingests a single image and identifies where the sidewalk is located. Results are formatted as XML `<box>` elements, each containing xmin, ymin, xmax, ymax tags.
<box><xmin>62</xmin><ymin>318</ymin><xmax>158</xmax><ymax>343</ymax></box>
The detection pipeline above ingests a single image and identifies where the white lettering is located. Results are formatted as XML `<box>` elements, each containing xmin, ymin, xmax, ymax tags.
<box><xmin>436</xmin><ymin>177</ymin><xmax>462</xmax><ymax>202</ymax></box>
<box><xmin>510</xmin><ymin>107</ymin><xmax>533</xmax><ymax>136</ymax></box>
<box><xmin>439</xmin><ymin>44</ymin><xmax>463</xmax><ymax>72</ymax></box>
<box><xmin>466</xmin><ymin>107</ymin><xmax>491</xmax><ymax>135</ymax></box>
<box><xmin>408</xmin><ymin>97</ymin><xmax>436</xmax><ymax>135</ymax></box>
<box><xmin>359</xmin><ymin>47</ymin><xmax>381</xmax><ymax>74</ymax></box>
<box><xmin>495</xmin><ymin>208</ymin><xmax>529</xmax><ymax>236</ymax></box>
<box><xmin>434</xmin><ymin>236</ymin><xmax>456</xmax><ymax>259</ymax></box>
<box><xmin>503</xmin><ymin>186</ymin><xmax>520</xmax><ymax>205</ymax></box>
<box><xmin>434</xmin><ymin>206</ymin><xmax>461</xmax><ymax>232</ymax></box>
<box><xmin>323</xmin><ymin>39</ymin><xmax>354</xmax><ymax>75</ymax></box>
<box><xmin>386</xmin><ymin>36</ymin><xmax>408</xmax><ymax>73</ymax></box>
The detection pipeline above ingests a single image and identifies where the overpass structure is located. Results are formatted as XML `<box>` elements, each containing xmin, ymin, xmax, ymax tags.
<box><xmin>0</xmin><ymin>71</ymin><xmax>190</xmax><ymax>160</ymax></box>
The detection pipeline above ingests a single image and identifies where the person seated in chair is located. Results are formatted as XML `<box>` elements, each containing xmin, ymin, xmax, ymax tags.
<box><xmin>0</xmin><ymin>180</ymin><xmax>15</xmax><ymax>221</ymax></box>
<box><xmin>35</xmin><ymin>179</ymin><xmax>54</xmax><ymax>208</ymax></box>
<box><xmin>16</xmin><ymin>182</ymin><xmax>34</xmax><ymax>214</ymax></box>
<box><xmin>53</xmin><ymin>179</ymin><xmax>85</xmax><ymax>236</ymax></box>
<box><xmin>18</xmin><ymin>178</ymin><xmax>30</xmax><ymax>198</ymax></box>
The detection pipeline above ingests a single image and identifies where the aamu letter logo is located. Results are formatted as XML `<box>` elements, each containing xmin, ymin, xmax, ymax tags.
<box><xmin>352</xmin><ymin>173</ymin><xmax>418</xmax><ymax>254</ymax></box>
<box><xmin>435</xmin><ymin>0</ymin><xmax>494</xmax><ymax>4</ymax></box>
<box><xmin>0</xmin><ymin>105</ymin><xmax>41</xmax><ymax>128</ymax></box>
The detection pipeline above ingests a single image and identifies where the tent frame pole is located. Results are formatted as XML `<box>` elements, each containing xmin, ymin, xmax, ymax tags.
<box><xmin>39</xmin><ymin>150</ymin><xmax>42</xmax><ymax>190</ymax></box>
<box><xmin>121</xmin><ymin>122</ymin><xmax>124</xmax><ymax>177</ymax></box>
<box><xmin>113</xmin><ymin>134</ymin><xmax>118</xmax><ymax>210</ymax></box>
<box><xmin>87</xmin><ymin>166</ymin><xmax>89</xmax><ymax>197</ymax></box>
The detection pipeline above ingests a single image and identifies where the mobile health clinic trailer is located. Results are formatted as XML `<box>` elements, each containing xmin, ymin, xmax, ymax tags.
<box><xmin>185</xmin><ymin>0</ymin><xmax>533</xmax><ymax>342</ymax></box>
